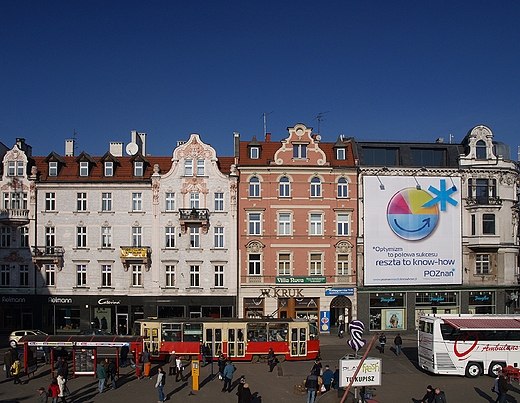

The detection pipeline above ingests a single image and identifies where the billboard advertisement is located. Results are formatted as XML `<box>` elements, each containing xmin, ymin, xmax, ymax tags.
<box><xmin>363</xmin><ymin>176</ymin><xmax>461</xmax><ymax>286</ymax></box>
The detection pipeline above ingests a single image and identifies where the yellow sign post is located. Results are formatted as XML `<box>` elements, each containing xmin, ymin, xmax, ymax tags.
<box><xmin>192</xmin><ymin>359</ymin><xmax>200</xmax><ymax>390</ymax></box>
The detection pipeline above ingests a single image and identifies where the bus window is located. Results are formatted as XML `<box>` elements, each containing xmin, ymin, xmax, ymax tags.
<box><xmin>268</xmin><ymin>323</ymin><xmax>288</xmax><ymax>341</ymax></box>
<box><xmin>183</xmin><ymin>323</ymin><xmax>203</xmax><ymax>342</ymax></box>
<box><xmin>247</xmin><ymin>322</ymin><xmax>267</xmax><ymax>341</ymax></box>
<box><xmin>162</xmin><ymin>323</ymin><xmax>181</xmax><ymax>342</ymax></box>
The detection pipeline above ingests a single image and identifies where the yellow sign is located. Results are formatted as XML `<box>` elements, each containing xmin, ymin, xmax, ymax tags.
<box><xmin>120</xmin><ymin>247</ymin><xmax>147</xmax><ymax>258</ymax></box>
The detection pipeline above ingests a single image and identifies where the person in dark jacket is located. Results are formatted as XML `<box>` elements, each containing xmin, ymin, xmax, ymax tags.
<box><xmin>120</xmin><ymin>345</ymin><xmax>129</xmax><ymax>367</ymax></box>
<box><xmin>394</xmin><ymin>333</ymin><xmax>403</xmax><ymax>356</ymax></box>
<box><xmin>497</xmin><ymin>373</ymin><xmax>509</xmax><ymax>403</ymax></box>
<box><xmin>217</xmin><ymin>353</ymin><xmax>227</xmax><ymax>379</ymax></box>
<box><xmin>337</xmin><ymin>321</ymin><xmax>345</xmax><ymax>338</ymax></box>
<box><xmin>239</xmin><ymin>383</ymin><xmax>252</xmax><ymax>403</ymax></box>
<box><xmin>433</xmin><ymin>388</ymin><xmax>448</xmax><ymax>403</ymax></box>
<box><xmin>333</xmin><ymin>365</ymin><xmax>340</xmax><ymax>390</ymax></box>
<box><xmin>236</xmin><ymin>375</ymin><xmax>246</xmax><ymax>403</ymax></box>
<box><xmin>267</xmin><ymin>348</ymin><xmax>277</xmax><ymax>372</ymax></box>
<box><xmin>321</xmin><ymin>365</ymin><xmax>334</xmax><ymax>392</ymax></box>
<box><xmin>305</xmin><ymin>372</ymin><xmax>319</xmax><ymax>403</ymax></box>
<box><xmin>311</xmin><ymin>359</ymin><xmax>322</xmax><ymax>376</ymax></box>
<box><xmin>379</xmin><ymin>332</ymin><xmax>387</xmax><ymax>353</ymax></box>
<box><xmin>421</xmin><ymin>384</ymin><xmax>435</xmax><ymax>403</ymax></box>
<box><xmin>108</xmin><ymin>359</ymin><xmax>117</xmax><ymax>390</ymax></box>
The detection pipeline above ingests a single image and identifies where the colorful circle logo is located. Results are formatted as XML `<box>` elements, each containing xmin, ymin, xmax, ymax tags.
<box><xmin>386</xmin><ymin>187</ymin><xmax>439</xmax><ymax>241</ymax></box>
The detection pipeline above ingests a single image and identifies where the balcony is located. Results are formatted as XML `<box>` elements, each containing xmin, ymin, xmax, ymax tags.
<box><xmin>179</xmin><ymin>208</ymin><xmax>210</xmax><ymax>233</ymax></box>
<box><xmin>466</xmin><ymin>196</ymin><xmax>502</xmax><ymax>207</ymax></box>
<box><xmin>0</xmin><ymin>208</ymin><xmax>30</xmax><ymax>226</ymax></box>
<box><xmin>120</xmin><ymin>246</ymin><xmax>151</xmax><ymax>271</ymax></box>
<box><xmin>32</xmin><ymin>246</ymin><xmax>65</xmax><ymax>268</ymax></box>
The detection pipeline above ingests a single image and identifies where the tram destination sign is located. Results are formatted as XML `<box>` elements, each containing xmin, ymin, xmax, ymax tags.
<box><xmin>276</xmin><ymin>276</ymin><xmax>326</xmax><ymax>284</ymax></box>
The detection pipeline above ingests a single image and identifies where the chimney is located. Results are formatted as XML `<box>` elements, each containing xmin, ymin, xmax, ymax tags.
<box><xmin>234</xmin><ymin>132</ymin><xmax>240</xmax><ymax>157</ymax></box>
<box><xmin>131</xmin><ymin>130</ymin><xmax>147</xmax><ymax>155</ymax></box>
<box><xmin>110</xmin><ymin>142</ymin><xmax>123</xmax><ymax>157</ymax></box>
<box><xmin>65</xmin><ymin>139</ymin><xmax>75</xmax><ymax>156</ymax></box>
<box><xmin>265</xmin><ymin>133</ymin><xmax>271</xmax><ymax>142</ymax></box>
<box><xmin>15</xmin><ymin>138</ymin><xmax>32</xmax><ymax>157</ymax></box>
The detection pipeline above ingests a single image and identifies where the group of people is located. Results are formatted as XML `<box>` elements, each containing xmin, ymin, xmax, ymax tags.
<box><xmin>378</xmin><ymin>332</ymin><xmax>403</xmax><ymax>355</ymax></box>
<box><xmin>420</xmin><ymin>385</ymin><xmax>448</xmax><ymax>403</ymax></box>
<box><xmin>4</xmin><ymin>346</ymin><xmax>21</xmax><ymax>384</ymax></box>
<box><xmin>304</xmin><ymin>358</ymin><xmax>340</xmax><ymax>403</ymax></box>
<box><xmin>492</xmin><ymin>372</ymin><xmax>510</xmax><ymax>403</ymax></box>
<box><xmin>96</xmin><ymin>358</ymin><xmax>118</xmax><ymax>393</ymax></box>
<box><xmin>167</xmin><ymin>351</ymin><xmax>187</xmax><ymax>381</ymax></box>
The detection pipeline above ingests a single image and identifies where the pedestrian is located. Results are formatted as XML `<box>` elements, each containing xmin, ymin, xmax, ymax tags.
<box><xmin>155</xmin><ymin>366</ymin><xmax>166</xmax><ymax>403</ymax></box>
<box><xmin>239</xmin><ymin>383</ymin><xmax>252</xmax><ymax>403</ymax></box>
<box><xmin>338</xmin><ymin>320</ymin><xmax>345</xmax><ymax>338</ymax></box>
<box><xmin>222</xmin><ymin>360</ymin><xmax>236</xmax><ymax>393</ymax></box>
<box><xmin>168</xmin><ymin>351</ymin><xmax>177</xmax><ymax>376</ymax></box>
<box><xmin>142</xmin><ymin>349</ymin><xmax>151</xmax><ymax>379</ymax></box>
<box><xmin>305</xmin><ymin>371</ymin><xmax>319</xmax><ymax>403</ymax></box>
<box><xmin>433</xmin><ymin>387</ymin><xmax>447</xmax><ymax>403</ymax></box>
<box><xmin>120</xmin><ymin>344</ymin><xmax>129</xmax><ymax>367</ymax></box>
<box><xmin>217</xmin><ymin>353</ymin><xmax>226</xmax><ymax>380</ymax></box>
<box><xmin>492</xmin><ymin>374</ymin><xmax>500</xmax><ymax>403</ymax></box>
<box><xmin>97</xmin><ymin>360</ymin><xmax>107</xmax><ymax>393</ymax></box>
<box><xmin>103</xmin><ymin>358</ymin><xmax>110</xmax><ymax>388</ymax></box>
<box><xmin>43</xmin><ymin>346</ymin><xmax>51</xmax><ymax>365</ymax></box>
<box><xmin>57</xmin><ymin>358</ymin><xmax>68</xmax><ymax>380</ymax></box>
<box><xmin>394</xmin><ymin>333</ymin><xmax>403</xmax><ymax>356</ymax></box>
<box><xmin>236</xmin><ymin>376</ymin><xmax>246</xmax><ymax>403</ymax></box>
<box><xmin>321</xmin><ymin>365</ymin><xmax>334</xmax><ymax>392</ymax></box>
<box><xmin>4</xmin><ymin>349</ymin><xmax>12</xmax><ymax>379</ymax></box>
<box><xmin>108</xmin><ymin>359</ymin><xmax>117</xmax><ymax>390</ymax></box>
<box><xmin>379</xmin><ymin>332</ymin><xmax>387</xmax><ymax>353</ymax></box>
<box><xmin>135</xmin><ymin>351</ymin><xmax>144</xmax><ymax>380</ymax></box>
<box><xmin>267</xmin><ymin>348</ymin><xmax>277</xmax><ymax>372</ymax></box>
<box><xmin>497</xmin><ymin>373</ymin><xmax>508</xmax><ymax>403</ymax></box>
<box><xmin>48</xmin><ymin>378</ymin><xmax>60</xmax><ymax>403</ymax></box>
<box><xmin>421</xmin><ymin>384</ymin><xmax>435</xmax><ymax>403</ymax></box>
<box><xmin>311</xmin><ymin>358</ymin><xmax>322</xmax><ymax>376</ymax></box>
<box><xmin>200</xmin><ymin>342</ymin><xmax>207</xmax><ymax>367</ymax></box>
<box><xmin>175</xmin><ymin>356</ymin><xmax>186</xmax><ymax>382</ymax></box>
<box><xmin>37</xmin><ymin>386</ymin><xmax>49</xmax><ymax>403</ymax></box>
<box><xmin>333</xmin><ymin>366</ymin><xmax>340</xmax><ymax>390</ymax></box>
<box><xmin>56</xmin><ymin>374</ymin><xmax>68</xmax><ymax>403</ymax></box>
<box><xmin>10</xmin><ymin>358</ymin><xmax>21</xmax><ymax>384</ymax></box>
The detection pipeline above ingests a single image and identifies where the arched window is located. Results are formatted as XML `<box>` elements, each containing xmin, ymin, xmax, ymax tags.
<box><xmin>310</xmin><ymin>177</ymin><xmax>321</xmax><ymax>197</ymax></box>
<box><xmin>279</xmin><ymin>177</ymin><xmax>290</xmax><ymax>197</ymax></box>
<box><xmin>249</xmin><ymin>177</ymin><xmax>260</xmax><ymax>197</ymax></box>
<box><xmin>476</xmin><ymin>140</ymin><xmax>486</xmax><ymax>159</ymax></box>
<box><xmin>337</xmin><ymin>178</ymin><xmax>348</xmax><ymax>198</ymax></box>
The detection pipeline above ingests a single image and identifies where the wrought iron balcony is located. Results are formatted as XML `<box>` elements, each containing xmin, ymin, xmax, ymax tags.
<box><xmin>179</xmin><ymin>208</ymin><xmax>210</xmax><ymax>234</ymax></box>
<box><xmin>32</xmin><ymin>246</ymin><xmax>65</xmax><ymax>268</ymax></box>
<box><xmin>0</xmin><ymin>208</ymin><xmax>30</xmax><ymax>226</ymax></box>
<box><xmin>466</xmin><ymin>196</ymin><xmax>502</xmax><ymax>207</ymax></box>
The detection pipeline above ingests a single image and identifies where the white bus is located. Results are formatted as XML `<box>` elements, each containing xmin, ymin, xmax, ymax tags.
<box><xmin>418</xmin><ymin>314</ymin><xmax>520</xmax><ymax>377</ymax></box>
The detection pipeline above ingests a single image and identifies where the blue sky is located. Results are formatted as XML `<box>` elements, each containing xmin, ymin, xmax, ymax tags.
<box><xmin>2</xmin><ymin>1</ymin><xmax>519</xmax><ymax>159</ymax></box>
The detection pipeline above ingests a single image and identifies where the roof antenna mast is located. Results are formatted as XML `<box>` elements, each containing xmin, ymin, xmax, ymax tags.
<box><xmin>313</xmin><ymin>111</ymin><xmax>329</xmax><ymax>135</ymax></box>
<box><xmin>262</xmin><ymin>111</ymin><xmax>273</xmax><ymax>140</ymax></box>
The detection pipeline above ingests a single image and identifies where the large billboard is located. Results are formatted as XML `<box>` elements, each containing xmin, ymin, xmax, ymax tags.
<box><xmin>364</xmin><ymin>176</ymin><xmax>461</xmax><ymax>286</ymax></box>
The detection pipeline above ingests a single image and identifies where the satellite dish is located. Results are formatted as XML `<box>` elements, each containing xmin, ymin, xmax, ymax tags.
<box><xmin>315</xmin><ymin>135</ymin><xmax>322</xmax><ymax>141</ymax></box>
<box><xmin>126</xmin><ymin>142</ymin><xmax>138</xmax><ymax>155</ymax></box>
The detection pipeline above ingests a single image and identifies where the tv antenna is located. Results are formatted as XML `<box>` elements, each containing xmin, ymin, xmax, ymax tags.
<box><xmin>313</xmin><ymin>111</ymin><xmax>329</xmax><ymax>135</ymax></box>
<box><xmin>262</xmin><ymin>111</ymin><xmax>273</xmax><ymax>139</ymax></box>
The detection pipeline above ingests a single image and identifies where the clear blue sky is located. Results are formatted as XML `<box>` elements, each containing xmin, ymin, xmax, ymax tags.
<box><xmin>2</xmin><ymin>1</ymin><xmax>519</xmax><ymax>159</ymax></box>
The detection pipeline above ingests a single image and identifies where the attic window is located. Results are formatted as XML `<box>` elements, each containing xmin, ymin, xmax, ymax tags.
<box><xmin>293</xmin><ymin>144</ymin><xmax>307</xmax><ymax>159</ymax></box>
<box><xmin>104</xmin><ymin>161</ymin><xmax>113</xmax><ymax>177</ymax></box>
<box><xmin>49</xmin><ymin>161</ymin><xmax>58</xmax><ymax>176</ymax></box>
<box><xmin>79</xmin><ymin>161</ymin><xmax>89</xmax><ymax>177</ymax></box>
<box><xmin>336</xmin><ymin>148</ymin><xmax>346</xmax><ymax>160</ymax></box>
<box><xmin>476</xmin><ymin>140</ymin><xmax>486</xmax><ymax>159</ymax></box>
<box><xmin>134</xmin><ymin>161</ymin><xmax>144</xmax><ymax>177</ymax></box>
<box><xmin>250</xmin><ymin>147</ymin><xmax>259</xmax><ymax>159</ymax></box>
<box><xmin>7</xmin><ymin>161</ymin><xmax>24</xmax><ymax>177</ymax></box>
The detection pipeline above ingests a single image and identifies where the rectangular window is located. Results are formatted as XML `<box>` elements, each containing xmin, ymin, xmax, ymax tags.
<box><xmin>185</xmin><ymin>159</ymin><xmax>193</xmax><ymax>176</ymax></box>
<box><xmin>76</xmin><ymin>192</ymin><xmax>87</xmax><ymax>211</ymax></box>
<box><xmin>249</xmin><ymin>213</ymin><xmax>261</xmax><ymax>235</ymax></box>
<box><xmin>132</xmin><ymin>227</ymin><xmax>142</xmax><ymax>247</ymax></box>
<box><xmin>336</xmin><ymin>148</ymin><xmax>346</xmax><ymax>160</ymax></box>
<box><xmin>80</xmin><ymin>161</ymin><xmax>89</xmax><ymax>177</ymax></box>
<box><xmin>190</xmin><ymin>227</ymin><xmax>200</xmax><ymax>248</ymax></box>
<box><xmin>310</xmin><ymin>214</ymin><xmax>323</xmax><ymax>235</ymax></box>
<box><xmin>132</xmin><ymin>265</ymin><xmax>142</xmax><ymax>286</ymax></box>
<box><xmin>76</xmin><ymin>264</ymin><xmax>87</xmax><ymax>286</ymax></box>
<box><xmin>165</xmin><ymin>265</ymin><xmax>175</xmax><ymax>287</ymax></box>
<box><xmin>250</xmin><ymin>147</ymin><xmax>259</xmax><ymax>159</ymax></box>
<box><xmin>101</xmin><ymin>227</ymin><xmax>112</xmax><ymax>248</ymax></box>
<box><xmin>214</xmin><ymin>227</ymin><xmax>224</xmax><ymax>248</ymax></box>
<box><xmin>4</xmin><ymin>192</ymin><xmax>27</xmax><ymax>210</ymax></box>
<box><xmin>476</xmin><ymin>254</ymin><xmax>490</xmax><ymax>274</ymax></box>
<box><xmin>104</xmin><ymin>161</ymin><xmax>113</xmax><ymax>177</ymax></box>
<box><xmin>249</xmin><ymin>178</ymin><xmax>260</xmax><ymax>197</ymax></box>
<box><xmin>278</xmin><ymin>213</ymin><xmax>291</xmax><ymax>236</ymax></box>
<box><xmin>482</xmin><ymin>214</ymin><xmax>495</xmax><ymax>235</ymax></box>
<box><xmin>102</xmin><ymin>192</ymin><xmax>112</xmax><ymax>211</ymax></box>
<box><xmin>248</xmin><ymin>254</ymin><xmax>261</xmax><ymax>275</ymax></box>
<box><xmin>190</xmin><ymin>193</ymin><xmax>200</xmax><ymax>208</ymax></box>
<box><xmin>165</xmin><ymin>193</ymin><xmax>175</xmax><ymax>211</ymax></box>
<box><xmin>214</xmin><ymin>265</ymin><xmax>224</xmax><ymax>287</ymax></box>
<box><xmin>190</xmin><ymin>265</ymin><xmax>200</xmax><ymax>287</ymax></box>
<box><xmin>102</xmin><ymin>265</ymin><xmax>112</xmax><ymax>287</ymax></box>
<box><xmin>45</xmin><ymin>192</ymin><xmax>56</xmax><ymax>211</ymax></box>
<box><xmin>132</xmin><ymin>193</ymin><xmax>142</xmax><ymax>211</ymax></box>
<box><xmin>278</xmin><ymin>253</ymin><xmax>291</xmax><ymax>276</ymax></box>
<box><xmin>337</xmin><ymin>213</ymin><xmax>349</xmax><ymax>236</ymax></box>
<box><xmin>7</xmin><ymin>161</ymin><xmax>16</xmax><ymax>176</ymax></box>
<box><xmin>49</xmin><ymin>161</ymin><xmax>58</xmax><ymax>176</ymax></box>
<box><xmin>471</xmin><ymin>214</ymin><xmax>476</xmax><ymax>235</ymax></box>
<box><xmin>77</xmin><ymin>227</ymin><xmax>87</xmax><ymax>248</ymax></box>
<box><xmin>19</xmin><ymin>264</ymin><xmax>29</xmax><ymax>287</ymax></box>
<box><xmin>197</xmin><ymin>159</ymin><xmax>205</xmax><ymax>176</ymax></box>
<box><xmin>45</xmin><ymin>227</ymin><xmax>55</xmax><ymax>253</ymax></box>
<box><xmin>362</xmin><ymin>147</ymin><xmax>399</xmax><ymax>166</ymax></box>
<box><xmin>134</xmin><ymin>161</ymin><xmax>144</xmax><ymax>177</ymax></box>
<box><xmin>165</xmin><ymin>227</ymin><xmax>175</xmax><ymax>248</ymax></box>
<box><xmin>214</xmin><ymin>193</ymin><xmax>224</xmax><ymax>211</ymax></box>
<box><xmin>293</xmin><ymin>144</ymin><xmax>307</xmax><ymax>159</ymax></box>
<box><xmin>310</xmin><ymin>253</ymin><xmax>323</xmax><ymax>275</ymax></box>
<box><xmin>411</xmin><ymin>148</ymin><xmax>445</xmax><ymax>167</ymax></box>
<box><xmin>0</xmin><ymin>264</ymin><xmax>10</xmax><ymax>286</ymax></box>
<box><xmin>337</xmin><ymin>254</ymin><xmax>349</xmax><ymax>275</ymax></box>
<box><xmin>1</xmin><ymin>227</ymin><xmax>11</xmax><ymax>247</ymax></box>
<box><xmin>20</xmin><ymin>227</ymin><xmax>29</xmax><ymax>248</ymax></box>
<box><xmin>45</xmin><ymin>264</ymin><xmax>55</xmax><ymax>286</ymax></box>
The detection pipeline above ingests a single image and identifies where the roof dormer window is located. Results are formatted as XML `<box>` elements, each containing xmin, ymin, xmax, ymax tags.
<box><xmin>104</xmin><ymin>161</ymin><xmax>113</xmax><ymax>177</ymax></box>
<box><xmin>293</xmin><ymin>144</ymin><xmax>307</xmax><ymax>159</ymax></box>
<box><xmin>7</xmin><ymin>161</ymin><xmax>25</xmax><ymax>177</ymax></box>
<box><xmin>49</xmin><ymin>161</ymin><xmax>58</xmax><ymax>177</ymax></box>
<box><xmin>134</xmin><ymin>161</ymin><xmax>144</xmax><ymax>177</ymax></box>
<box><xmin>476</xmin><ymin>140</ymin><xmax>486</xmax><ymax>159</ymax></box>
<box><xmin>79</xmin><ymin>161</ymin><xmax>89</xmax><ymax>177</ymax></box>
<box><xmin>250</xmin><ymin>147</ymin><xmax>259</xmax><ymax>159</ymax></box>
<box><xmin>336</xmin><ymin>148</ymin><xmax>346</xmax><ymax>160</ymax></box>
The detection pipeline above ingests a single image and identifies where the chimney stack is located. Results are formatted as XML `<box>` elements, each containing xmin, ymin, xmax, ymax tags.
<box><xmin>65</xmin><ymin>139</ymin><xmax>75</xmax><ymax>156</ymax></box>
<box><xmin>265</xmin><ymin>133</ymin><xmax>271</xmax><ymax>142</ymax></box>
<box><xmin>110</xmin><ymin>142</ymin><xmax>123</xmax><ymax>157</ymax></box>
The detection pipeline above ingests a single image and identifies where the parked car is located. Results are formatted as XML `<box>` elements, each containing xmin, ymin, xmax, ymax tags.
<box><xmin>9</xmin><ymin>329</ymin><xmax>48</xmax><ymax>345</ymax></box>
<box><xmin>77</xmin><ymin>329</ymin><xmax>113</xmax><ymax>336</ymax></box>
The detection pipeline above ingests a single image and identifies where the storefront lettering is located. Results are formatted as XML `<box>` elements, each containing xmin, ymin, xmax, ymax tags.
<box><xmin>48</xmin><ymin>297</ymin><xmax>73</xmax><ymax>304</ymax></box>
<box><xmin>474</xmin><ymin>296</ymin><xmax>489</xmax><ymax>302</ymax></box>
<box><xmin>430</xmin><ymin>296</ymin><xmax>445</xmax><ymax>302</ymax></box>
<box><xmin>260</xmin><ymin>288</ymin><xmax>304</xmax><ymax>298</ymax></box>
<box><xmin>98</xmin><ymin>298</ymin><xmax>121</xmax><ymax>305</ymax></box>
<box><xmin>380</xmin><ymin>297</ymin><xmax>396</xmax><ymax>303</ymax></box>
<box><xmin>2</xmin><ymin>296</ymin><xmax>26</xmax><ymax>303</ymax></box>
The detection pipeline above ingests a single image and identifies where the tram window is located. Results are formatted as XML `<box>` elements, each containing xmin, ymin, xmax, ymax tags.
<box><xmin>247</xmin><ymin>322</ymin><xmax>267</xmax><ymax>341</ymax></box>
<box><xmin>268</xmin><ymin>323</ymin><xmax>288</xmax><ymax>341</ymax></box>
<box><xmin>309</xmin><ymin>321</ymin><xmax>318</xmax><ymax>339</ymax></box>
<box><xmin>300</xmin><ymin>328</ymin><xmax>307</xmax><ymax>341</ymax></box>
<box><xmin>237</xmin><ymin>329</ymin><xmax>244</xmax><ymax>342</ymax></box>
<box><xmin>183</xmin><ymin>323</ymin><xmax>203</xmax><ymax>342</ymax></box>
<box><xmin>229</xmin><ymin>329</ymin><xmax>235</xmax><ymax>342</ymax></box>
<box><xmin>162</xmin><ymin>323</ymin><xmax>182</xmax><ymax>342</ymax></box>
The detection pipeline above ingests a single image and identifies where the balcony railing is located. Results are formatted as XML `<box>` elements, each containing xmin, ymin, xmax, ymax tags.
<box><xmin>466</xmin><ymin>196</ymin><xmax>502</xmax><ymax>207</ymax></box>
<box><xmin>32</xmin><ymin>246</ymin><xmax>65</xmax><ymax>259</ymax></box>
<box><xmin>0</xmin><ymin>208</ymin><xmax>30</xmax><ymax>226</ymax></box>
<box><xmin>179</xmin><ymin>208</ymin><xmax>210</xmax><ymax>221</ymax></box>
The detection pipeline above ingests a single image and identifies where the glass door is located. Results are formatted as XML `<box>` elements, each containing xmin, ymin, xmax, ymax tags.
<box><xmin>290</xmin><ymin>325</ymin><xmax>307</xmax><ymax>357</ymax></box>
<box><xmin>227</xmin><ymin>327</ymin><xmax>246</xmax><ymax>358</ymax></box>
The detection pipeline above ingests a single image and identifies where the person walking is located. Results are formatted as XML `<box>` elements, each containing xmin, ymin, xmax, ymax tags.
<box><xmin>4</xmin><ymin>349</ymin><xmax>12</xmax><ymax>379</ymax></box>
<box><xmin>267</xmin><ymin>348</ymin><xmax>277</xmax><ymax>372</ymax></box>
<box><xmin>222</xmin><ymin>360</ymin><xmax>236</xmax><ymax>393</ymax></box>
<box><xmin>379</xmin><ymin>332</ymin><xmax>387</xmax><ymax>353</ymax></box>
<box><xmin>321</xmin><ymin>365</ymin><xmax>334</xmax><ymax>392</ymax></box>
<box><xmin>199</xmin><ymin>342</ymin><xmax>207</xmax><ymax>367</ymax></box>
<box><xmin>142</xmin><ymin>349</ymin><xmax>151</xmax><ymax>379</ymax></box>
<box><xmin>394</xmin><ymin>333</ymin><xmax>403</xmax><ymax>356</ymax></box>
<box><xmin>120</xmin><ymin>344</ymin><xmax>129</xmax><ymax>368</ymax></box>
<box><xmin>311</xmin><ymin>358</ymin><xmax>322</xmax><ymax>376</ymax></box>
<box><xmin>48</xmin><ymin>378</ymin><xmax>60</xmax><ymax>403</ymax></box>
<box><xmin>338</xmin><ymin>320</ymin><xmax>345</xmax><ymax>338</ymax></box>
<box><xmin>10</xmin><ymin>358</ymin><xmax>21</xmax><ymax>384</ymax></box>
<box><xmin>239</xmin><ymin>383</ymin><xmax>252</xmax><ymax>403</ymax></box>
<box><xmin>108</xmin><ymin>359</ymin><xmax>117</xmax><ymax>390</ymax></box>
<box><xmin>421</xmin><ymin>384</ymin><xmax>435</xmax><ymax>403</ymax></box>
<box><xmin>217</xmin><ymin>353</ymin><xmax>226</xmax><ymax>380</ymax></box>
<box><xmin>305</xmin><ymin>371</ymin><xmax>319</xmax><ymax>403</ymax></box>
<box><xmin>56</xmin><ymin>374</ymin><xmax>68</xmax><ymax>403</ymax></box>
<box><xmin>155</xmin><ymin>366</ymin><xmax>166</xmax><ymax>403</ymax></box>
<box><xmin>97</xmin><ymin>360</ymin><xmax>107</xmax><ymax>393</ymax></box>
<box><xmin>37</xmin><ymin>386</ymin><xmax>49</xmax><ymax>403</ymax></box>
<box><xmin>168</xmin><ymin>351</ymin><xmax>176</xmax><ymax>376</ymax></box>
<box><xmin>333</xmin><ymin>366</ymin><xmax>340</xmax><ymax>390</ymax></box>
<box><xmin>175</xmin><ymin>356</ymin><xmax>186</xmax><ymax>382</ymax></box>
<box><xmin>497</xmin><ymin>373</ymin><xmax>509</xmax><ymax>403</ymax></box>
<box><xmin>433</xmin><ymin>388</ymin><xmax>447</xmax><ymax>403</ymax></box>
<box><xmin>236</xmin><ymin>376</ymin><xmax>246</xmax><ymax>403</ymax></box>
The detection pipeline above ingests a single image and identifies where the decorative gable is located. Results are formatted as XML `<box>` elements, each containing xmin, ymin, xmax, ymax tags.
<box><xmin>273</xmin><ymin>123</ymin><xmax>328</xmax><ymax>166</ymax></box>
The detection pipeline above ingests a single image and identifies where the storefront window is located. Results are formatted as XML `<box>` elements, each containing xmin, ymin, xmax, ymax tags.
<box><xmin>369</xmin><ymin>293</ymin><xmax>405</xmax><ymax>330</ymax></box>
<box><xmin>468</xmin><ymin>291</ymin><xmax>495</xmax><ymax>314</ymax></box>
<box><xmin>294</xmin><ymin>298</ymin><xmax>319</xmax><ymax>320</ymax></box>
<box><xmin>56</xmin><ymin>307</ymin><xmax>80</xmax><ymax>332</ymax></box>
<box><xmin>244</xmin><ymin>298</ymin><xmax>264</xmax><ymax>318</ymax></box>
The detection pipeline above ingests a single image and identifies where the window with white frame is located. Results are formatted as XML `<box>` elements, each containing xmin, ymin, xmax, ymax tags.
<box><xmin>279</xmin><ymin>177</ymin><xmax>290</xmax><ymax>197</ymax></box>
<box><xmin>101</xmin><ymin>226</ymin><xmax>112</xmax><ymax>248</ymax></box>
<box><xmin>310</xmin><ymin>177</ymin><xmax>321</xmax><ymax>197</ymax></box>
<box><xmin>249</xmin><ymin>213</ymin><xmax>261</xmax><ymax>235</ymax></box>
<box><xmin>476</xmin><ymin>254</ymin><xmax>490</xmax><ymax>274</ymax></box>
<box><xmin>80</xmin><ymin>161</ymin><xmax>89</xmax><ymax>177</ymax></box>
<box><xmin>101</xmin><ymin>264</ymin><xmax>112</xmax><ymax>287</ymax></box>
<box><xmin>20</xmin><ymin>227</ymin><xmax>29</xmax><ymax>248</ymax></box>
<box><xmin>337</xmin><ymin>178</ymin><xmax>348</xmax><ymax>198</ymax></box>
<box><xmin>293</xmin><ymin>144</ymin><xmax>307</xmax><ymax>159</ymax></box>
<box><xmin>77</xmin><ymin>192</ymin><xmax>87</xmax><ymax>211</ymax></box>
<box><xmin>165</xmin><ymin>265</ymin><xmax>175</xmax><ymax>287</ymax></box>
<box><xmin>336</xmin><ymin>148</ymin><xmax>346</xmax><ymax>160</ymax></box>
<box><xmin>134</xmin><ymin>161</ymin><xmax>144</xmax><ymax>177</ymax></box>
<box><xmin>19</xmin><ymin>264</ymin><xmax>28</xmax><ymax>287</ymax></box>
<box><xmin>310</xmin><ymin>213</ymin><xmax>323</xmax><ymax>235</ymax></box>
<box><xmin>250</xmin><ymin>147</ymin><xmax>259</xmax><ymax>159</ymax></box>
<box><xmin>190</xmin><ymin>227</ymin><xmax>200</xmax><ymax>248</ymax></box>
<box><xmin>49</xmin><ymin>161</ymin><xmax>58</xmax><ymax>176</ymax></box>
<box><xmin>278</xmin><ymin>253</ymin><xmax>291</xmax><ymax>276</ymax></box>
<box><xmin>337</xmin><ymin>254</ymin><xmax>349</xmax><ymax>275</ymax></box>
<box><xmin>190</xmin><ymin>265</ymin><xmax>200</xmax><ymax>287</ymax></box>
<box><xmin>214</xmin><ymin>193</ymin><xmax>224</xmax><ymax>211</ymax></box>
<box><xmin>17</xmin><ymin>161</ymin><xmax>24</xmax><ymax>176</ymax></box>
<box><xmin>248</xmin><ymin>254</ymin><xmax>261</xmax><ymax>275</ymax></box>
<box><xmin>214</xmin><ymin>265</ymin><xmax>224</xmax><ymax>287</ymax></box>
<box><xmin>0</xmin><ymin>264</ymin><xmax>10</xmax><ymax>286</ymax></box>
<box><xmin>132</xmin><ymin>264</ymin><xmax>143</xmax><ymax>286</ymax></box>
<box><xmin>1</xmin><ymin>227</ymin><xmax>11</xmax><ymax>247</ymax></box>
<box><xmin>249</xmin><ymin>177</ymin><xmax>260</xmax><ymax>197</ymax></box>
<box><xmin>45</xmin><ymin>227</ymin><xmax>55</xmax><ymax>253</ymax></box>
<box><xmin>165</xmin><ymin>193</ymin><xmax>175</xmax><ymax>211</ymax></box>
<box><xmin>45</xmin><ymin>264</ymin><xmax>55</xmax><ymax>286</ymax></box>
<box><xmin>337</xmin><ymin>213</ymin><xmax>349</xmax><ymax>236</ymax></box>
<box><xmin>197</xmin><ymin>159</ymin><xmax>205</xmax><ymax>176</ymax></box>
<box><xmin>278</xmin><ymin>213</ymin><xmax>291</xmax><ymax>236</ymax></box>
<box><xmin>184</xmin><ymin>159</ymin><xmax>193</xmax><ymax>176</ymax></box>
<box><xmin>7</xmin><ymin>161</ymin><xmax>24</xmax><ymax>176</ymax></box>
<box><xmin>132</xmin><ymin>227</ymin><xmax>142</xmax><ymax>247</ymax></box>
<box><xmin>190</xmin><ymin>193</ymin><xmax>200</xmax><ymax>208</ymax></box>
<box><xmin>104</xmin><ymin>161</ymin><xmax>113</xmax><ymax>177</ymax></box>
<box><xmin>76</xmin><ymin>264</ymin><xmax>87</xmax><ymax>286</ymax></box>
<box><xmin>165</xmin><ymin>227</ymin><xmax>175</xmax><ymax>248</ymax></box>
<box><xmin>310</xmin><ymin>253</ymin><xmax>323</xmax><ymax>275</ymax></box>
<box><xmin>45</xmin><ymin>192</ymin><xmax>56</xmax><ymax>211</ymax></box>
<box><xmin>102</xmin><ymin>192</ymin><xmax>112</xmax><ymax>211</ymax></box>
<box><xmin>77</xmin><ymin>226</ymin><xmax>87</xmax><ymax>248</ymax></box>
<box><xmin>132</xmin><ymin>193</ymin><xmax>142</xmax><ymax>211</ymax></box>
<box><xmin>3</xmin><ymin>192</ymin><xmax>27</xmax><ymax>210</ymax></box>
<box><xmin>214</xmin><ymin>227</ymin><xmax>224</xmax><ymax>248</ymax></box>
